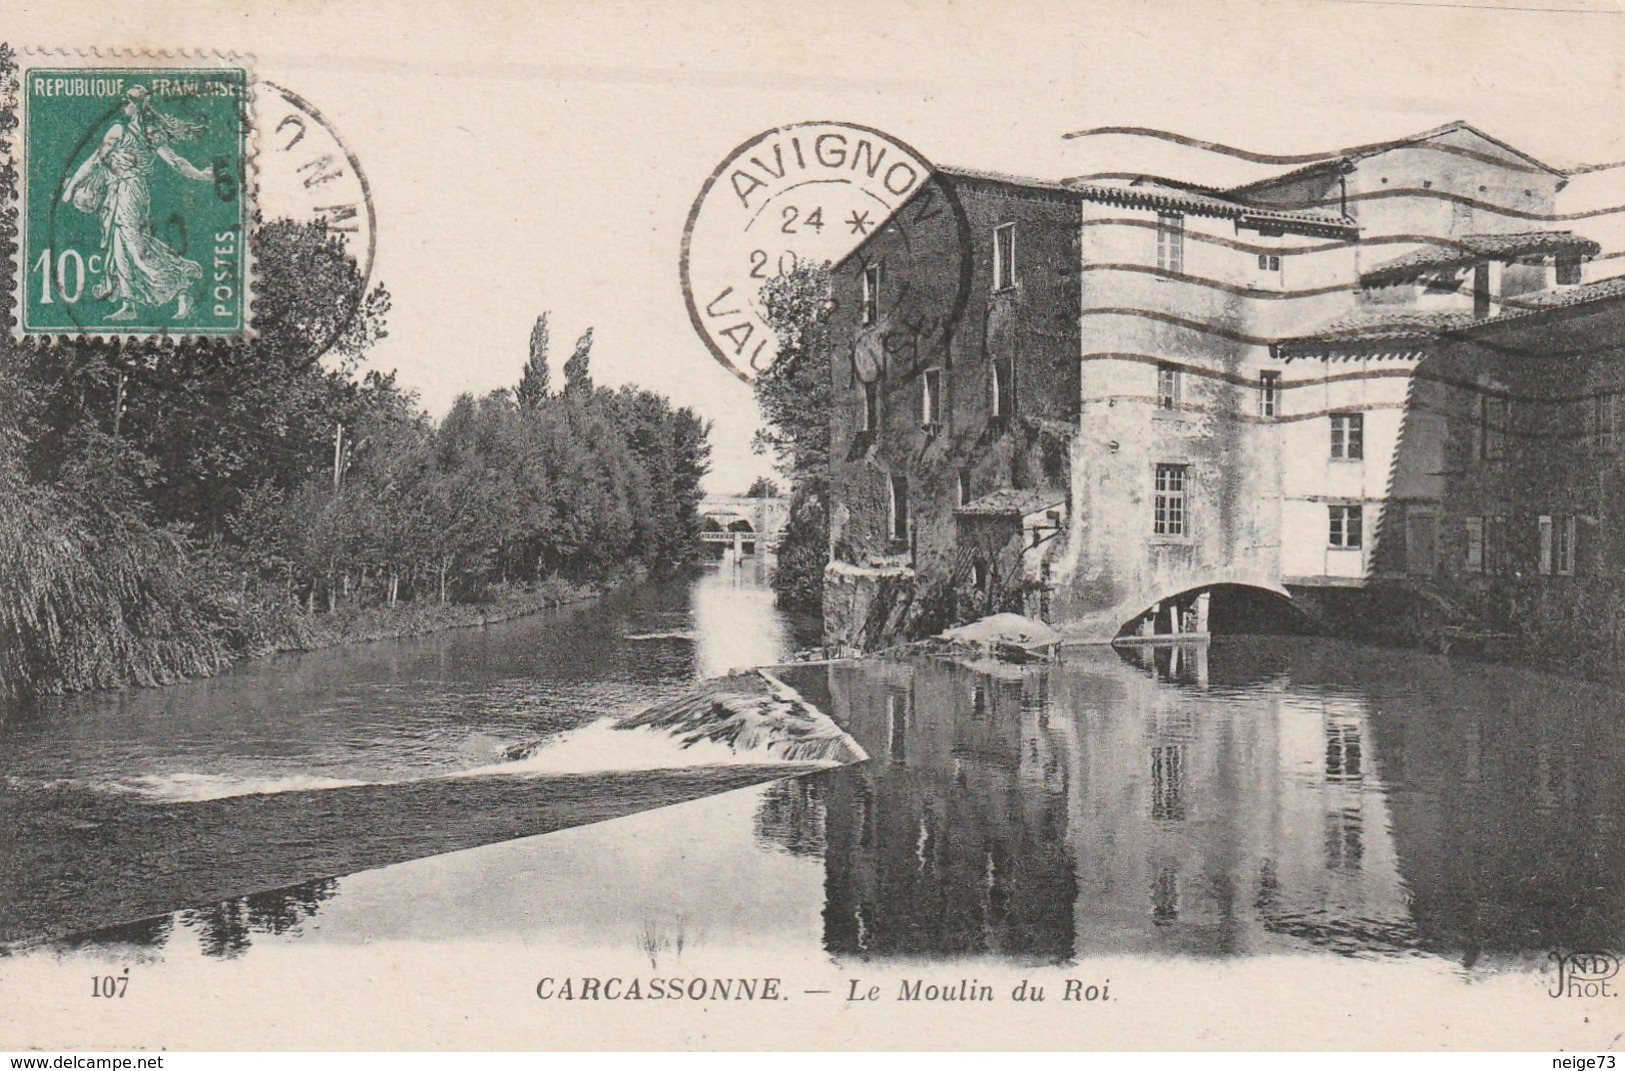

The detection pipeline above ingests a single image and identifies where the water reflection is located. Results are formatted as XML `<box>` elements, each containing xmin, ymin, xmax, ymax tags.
<box><xmin>816</xmin><ymin>660</ymin><xmax>1077</xmax><ymax>963</ymax></box>
<box><xmin>53</xmin><ymin>879</ymin><xmax>337</xmax><ymax>960</ymax></box>
<box><xmin>781</xmin><ymin>637</ymin><xmax>1625</xmax><ymax>965</ymax></box>
<box><xmin>0</xmin><ymin>565</ymin><xmax>809</xmax><ymax>949</ymax></box>
<box><xmin>15</xmin><ymin>568</ymin><xmax>1625</xmax><ymax>971</ymax></box>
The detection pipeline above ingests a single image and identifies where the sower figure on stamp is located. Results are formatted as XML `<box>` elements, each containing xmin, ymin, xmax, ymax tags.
<box><xmin>61</xmin><ymin>85</ymin><xmax>212</xmax><ymax>321</ymax></box>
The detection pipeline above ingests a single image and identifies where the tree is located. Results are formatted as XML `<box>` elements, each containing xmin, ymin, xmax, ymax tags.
<box><xmin>516</xmin><ymin>313</ymin><xmax>552</xmax><ymax>409</ymax></box>
<box><xmin>754</xmin><ymin>263</ymin><xmax>834</xmax><ymax>611</ymax></box>
<box><xmin>0</xmin><ymin>34</ymin><xmax>717</xmax><ymax>694</ymax></box>
<box><xmin>746</xmin><ymin>476</ymin><xmax>780</xmax><ymax>498</ymax></box>
<box><xmin>563</xmin><ymin>327</ymin><xmax>594</xmax><ymax>394</ymax></box>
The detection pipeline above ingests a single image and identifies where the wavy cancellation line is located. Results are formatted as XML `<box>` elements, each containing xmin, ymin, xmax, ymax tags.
<box><xmin>1065</xmin><ymin>176</ymin><xmax>1625</xmax><ymax>225</ymax></box>
<box><xmin>1079</xmin><ymin>391</ymin><xmax>1617</xmax><ymax>444</ymax></box>
<box><xmin>1566</xmin><ymin>160</ymin><xmax>1625</xmax><ymax>175</ymax></box>
<box><xmin>1077</xmin><ymin>300</ymin><xmax>1625</xmax><ymax>361</ymax></box>
<box><xmin>1076</xmin><ymin>261</ymin><xmax>1623</xmax><ymax>310</ymax></box>
<box><xmin>1263</xmin><ymin>187</ymin><xmax>1625</xmax><ymax>224</ymax></box>
<box><xmin>1084</xmin><ymin>351</ymin><xmax>1625</xmax><ymax>408</ymax></box>
<box><xmin>1079</xmin><ymin>219</ymin><xmax>1625</xmax><ymax>262</ymax></box>
<box><xmin>1059</xmin><ymin>124</ymin><xmax>1623</xmax><ymax>177</ymax></box>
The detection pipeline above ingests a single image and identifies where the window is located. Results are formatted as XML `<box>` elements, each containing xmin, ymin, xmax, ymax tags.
<box><xmin>1406</xmin><ymin>509</ymin><xmax>1437</xmax><ymax>576</ymax></box>
<box><xmin>1593</xmin><ymin>391</ymin><xmax>1618</xmax><ymax>452</ymax></box>
<box><xmin>889</xmin><ymin>475</ymin><xmax>909</xmax><ymax>545</ymax></box>
<box><xmin>1325</xmin><ymin>806</ymin><xmax>1364</xmax><ymax>873</ymax></box>
<box><xmin>886</xmin><ymin>690</ymin><xmax>907</xmax><ymax>764</ymax></box>
<box><xmin>1486</xmin><ymin>515</ymin><xmax>1506</xmax><ymax>574</ymax></box>
<box><xmin>921</xmin><ymin>368</ymin><xmax>942</xmax><ymax>430</ymax></box>
<box><xmin>1543</xmin><ymin>514</ymin><xmax>1578</xmax><ymax>576</ymax></box>
<box><xmin>1480</xmin><ymin>391</ymin><xmax>1507</xmax><ymax>460</ymax></box>
<box><xmin>1157</xmin><ymin>363</ymin><xmax>1181</xmax><ymax>411</ymax></box>
<box><xmin>992</xmin><ymin>358</ymin><xmax>1015</xmax><ymax>420</ymax></box>
<box><xmin>1156</xmin><ymin>213</ymin><xmax>1184</xmax><ymax>274</ymax></box>
<box><xmin>993</xmin><ymin>223</ymin><xmax>1016</xmax><ymax>291</ymax></box>
<box><xmin>1151</xmin><ymin>745</ymin><xmax>1186</xmax><ymax>822</ymax></box>
<box><xmin>1153</xmin><ymin>463</ymin><xmax>1188</xmax><ymax>537</ymax></box>
<box><xmin>1557</xmin><ymin>252</ymin><xmax>1582</xmax><ymax>286</ymax></box>
<box><xmin>860</xmin><ymin>264</ymin><xmax>879</xmax><ymax>325</ymax></box>
<box><xmin>1259</xmin><ymin>370</ymin><xmax>1281</xmax><ymax>418</ymax></box>
<box><xmin>1325</xmin><ymin>723</ymin><xmax>1363</xmax><ymax>781</ymax></box>
<box><xmin>1330</xmin><ymin>412</ymin><xmax>1364</xmax><ymax>460</ymax></box>
<box><xmin>1464</xmin><ymin>516</ymin><xmax>1485</xmax><ymax>573</ymax></box>
<box><xmin>1151</xmin><ymin>865</ymin><xmax>1180</xmax><ymax>925</ymax></box>
<box><xmin>1329</xmin><ymin>504</ymin><xmax>1363</xmax><ymax>548</ymax></box>
<box><xmin>957</xmin><ymin>467</ymin><xmax>972</xmax><ymax>507</ymax></box>
<box><xmin>861</xmin><ymin>380</ymin><xmax>879</xmax><ymax>433</ymax></box>
<box><xmin>1257</xmin><ymin>254</ymin><xmax>1281</xmax><ymax>272</ymax></box>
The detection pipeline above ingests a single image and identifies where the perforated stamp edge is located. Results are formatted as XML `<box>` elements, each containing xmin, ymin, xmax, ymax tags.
<box><xmin>8</xmin><ymin>46</ymin><xmax>259</xmax><ymax>345</ymax></box>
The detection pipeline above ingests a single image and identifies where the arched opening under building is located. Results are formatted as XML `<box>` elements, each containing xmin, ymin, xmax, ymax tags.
<box><xmin>1115</xmin><ymin>583</ymin><xmax>1313</xmax><ymax>641</ymax></box>
<box><xmin>1113</xmin><ymin>584</ymin><xmax>1314</xmax><ymax>685</ymax></box>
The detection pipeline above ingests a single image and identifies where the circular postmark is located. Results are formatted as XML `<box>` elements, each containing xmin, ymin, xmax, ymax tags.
<box><xmin>254</xmin><ymin>80</ymin><xmax>378</xmax><ymax>365</ymax></box>
<box><xmin>681</xmin><ymin>121</ymin><xmax>968</xmax><ymax>381</ymax></box>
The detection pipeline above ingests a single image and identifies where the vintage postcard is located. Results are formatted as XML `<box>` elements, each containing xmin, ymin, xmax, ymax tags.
<box><xmin>1</xmin><ymin>0</ymin><xmax>1622</xmax><ymax>1055</ymax></box>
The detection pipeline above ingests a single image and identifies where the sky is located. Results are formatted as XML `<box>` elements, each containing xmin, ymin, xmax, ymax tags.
<box><xmin>13</xmin><ymin>0</ymin><xmax>1625</xmax><ymax>493</ymax></box>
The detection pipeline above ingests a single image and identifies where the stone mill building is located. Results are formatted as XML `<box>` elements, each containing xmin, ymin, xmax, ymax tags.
<box><xmin>821</xmin><ymin>122</ymin><xmax>1625</xmax><ymax>659</ymax></box>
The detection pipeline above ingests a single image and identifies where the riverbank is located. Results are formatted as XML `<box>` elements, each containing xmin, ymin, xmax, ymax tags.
<box><xmin>4</xmin><ymin>571</ymin><xmax>638</xmax><ymax>703</ymax></box>
<box><xmin>283</xmin><ymin>573</ymin><xmax>627</xmax><ymax>653</ymax></box>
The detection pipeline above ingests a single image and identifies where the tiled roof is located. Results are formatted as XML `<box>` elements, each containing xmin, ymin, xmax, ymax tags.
<box><xmin>1276</xmin><ymin>274</ymin><xmax>1625</xmax><ymax>355</ymax></box>
<box><xmin>936</xmin><ymin>166</ymin><xmax>1356</xmax><ymax>235</ymax></box>
<box><xmin>1226</xmin><ymin>121</ymin><xmax>1565</xmax><ymax>199</ymax></box>
<box><xmin>1223</xmin><ymin>158</ymin><xmax>1352</xmax><ymax>199</ymax></box>
<box><xmin>1362</xmin><ymin>120</ymin><xmax>1564</xmax><ymax>178</ymax></box>
<box><xmin>1276</xmin><ymin>309</ymin><xmax>1476</xmax><ymax>350</ymax></box>
<box><xmin>935</xmin><ymin>165</ymin><xmax>1075</xmax><ymax>194</ymax></box>
<box><xmin>1067</xmin><ymin>177</ymin><xmax>1356</xmax><ymax>234</ymax></box>
<box><xmin>957</xmin><ymin>489</ymin><xmax>1067</xmax><ymax>518</ymax></box>
<box><xmin>1478</xmin><ymin>272</ymin><xmax>1625</xmax><ymax>316</ymax></box>
<box><xmin>1362</xmin><ymin>232</ymin><xmax>1601</xmax><ymax>287</ymax></box>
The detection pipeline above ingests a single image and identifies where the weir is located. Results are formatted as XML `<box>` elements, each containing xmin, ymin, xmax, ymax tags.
<box><xmin>498</xmin><ymin>669</ymin><xmax>868</xmax><ymax>771</ymax></box>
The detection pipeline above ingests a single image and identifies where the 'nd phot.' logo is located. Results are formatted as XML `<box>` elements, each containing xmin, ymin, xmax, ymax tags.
<box><xmin>1549</xmin><ymin>950</ymin><xmax>1620</xmax><ymax>999</ymax></box>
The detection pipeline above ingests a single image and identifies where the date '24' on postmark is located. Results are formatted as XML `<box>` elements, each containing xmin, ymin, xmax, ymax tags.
<box><xmin>20</xmin><ymin>66</ymin><xmax>249</xmax><ymax>336</ymax></box>
<box><xmin>681</xmin><ymin>122</ymin><xmax>935</xmax><ymax>380</ymax></box>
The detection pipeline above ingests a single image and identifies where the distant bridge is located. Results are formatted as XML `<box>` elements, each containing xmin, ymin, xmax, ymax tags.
<box><xmin>699</xmin><ymin>494</ymin><xmax>789</xmax><ymax>558</ymax></box>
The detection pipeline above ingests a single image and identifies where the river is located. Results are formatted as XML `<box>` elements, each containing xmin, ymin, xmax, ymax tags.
<box><xmin>1</xmin><ymin>562</ymin><xmax>1622</xmax><ymax>1047</ymax></box>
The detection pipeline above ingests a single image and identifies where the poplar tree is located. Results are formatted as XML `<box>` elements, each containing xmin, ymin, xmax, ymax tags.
<box><xmin>516</xmin><ymin>313</ymin><xmax>552</xmax><ymax>409</ymax></box>
<box><xmin>562</xmin><ymin>327</ymin><xmax>594</xmax><ymax>394</ymax></box>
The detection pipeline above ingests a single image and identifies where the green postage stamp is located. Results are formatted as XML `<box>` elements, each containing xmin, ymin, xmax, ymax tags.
<box><xmin>17</xmin><ymin>59</ymin><xmax>251</xmax><ymax>337</ymax></box>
